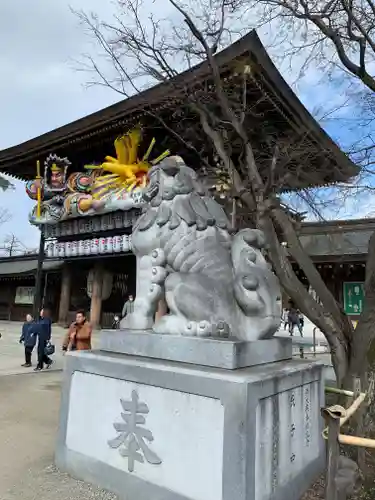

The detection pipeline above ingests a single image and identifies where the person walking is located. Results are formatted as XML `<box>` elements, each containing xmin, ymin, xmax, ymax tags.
<box><xmin>62</xmin><ymin>309</ymin><xmax>92</xmax><ymax>353</ymax></box>
<box><xmin>281</xmin><ymin>308</ymin><xmax>289</xmax><ymax>330</ymax></box>
<box><xmin>122</xmin><ymin>294</ymin><xmax>135</xmax><ymax>319</ymax></box>
<box><xmin>298</xmin><ymin>310</ymin><xmax>304</xmax><ymax>334</ymax></box>
<box><xmin>288</xmin><ymin>303</ymin><xmax>303</xmax><ymax>337</ymax></box>
<box><xmin>34</xmin><ymin>307</ymin><xmax>53</xmax><ymax>371</ymax></box>
<box><xmin>19</xmin><ymin>313</ymin><xmax>37</xmax><ymax>367</ymax></box>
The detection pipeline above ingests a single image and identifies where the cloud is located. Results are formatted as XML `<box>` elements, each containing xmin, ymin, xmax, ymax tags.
<box><xmin>0</xmin><ymin>0</ymin><xmax>122</xmax><ymax>149</ymax></box>
<box><xmin>0</xmin><ymin>0</ymin><xmax>124</xmax><ymax>247</ymax></box>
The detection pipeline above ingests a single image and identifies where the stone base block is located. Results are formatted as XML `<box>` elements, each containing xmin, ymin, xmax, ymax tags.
<box><xmin>100</xmin><ymin>330</ymin><xmax>292</xmax><ymax>369</ymax></box>
<box><xmin>56</xmin><ymin>351</ymin><xmax>325</xmax><ymax>500</ymax></box>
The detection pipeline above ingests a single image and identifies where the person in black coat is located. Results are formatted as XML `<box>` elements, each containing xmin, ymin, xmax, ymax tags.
<box><xmin>34</xmin><ymin>307</ymin><xmax>53</xmax><ymax>371</ymax></box>
<box><xmin>19</xmin><ymin>313</ymin><xmax>37</xmax><ymax>367</ymax></box>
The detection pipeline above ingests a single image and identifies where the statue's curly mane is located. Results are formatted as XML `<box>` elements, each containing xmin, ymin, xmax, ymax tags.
<box><xmin>136</xmin><ymin>160</ymin><xmax>231</xmax><ymax>233</ymax></box>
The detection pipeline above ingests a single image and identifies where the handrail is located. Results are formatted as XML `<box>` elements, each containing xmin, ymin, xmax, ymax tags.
<box><xmin>322</xmin><ymin>377</ymin><xmax>374</xmax><ymax>500</ymax></box>
<box><xmin>323</xmin><ymin>385</ymin><xmax>369</xmax><ymax>442</ymax></box>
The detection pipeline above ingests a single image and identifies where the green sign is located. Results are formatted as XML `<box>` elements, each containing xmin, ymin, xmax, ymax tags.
<box><xmin>343</xmin><ymin>282</ymin><xmax>364</xmax><ymax>315</ymax></box>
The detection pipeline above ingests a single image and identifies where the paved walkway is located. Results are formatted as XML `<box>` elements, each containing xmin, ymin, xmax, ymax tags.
<box><xmin>0</xmin><ymin>371</ymin><xmax>117</xmax><ymax>500</ymax></box>
<box><xmin>0</xmin><ymin>321</ymin><xmax>116</xmax><ymax>500</ymax></box>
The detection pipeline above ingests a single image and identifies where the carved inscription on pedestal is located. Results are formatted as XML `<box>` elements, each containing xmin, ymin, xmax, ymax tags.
<box><xmin>108</xmin><ymin>390</ymin><xmax>162</xmax><ymax>473</ymax></box>
<box><xmin>255</xmin><ymin>380</ymin><xmax>321</xmax><ymax>500</ymax></box>
<box><xmin>304</xmin><ymin>385</ymin><xmax>312</xmax><ymax>448</ymax></box>
<box><xmin>289</xmin><ymin>391</ymin><xmax>297</xmax><ymax>466</ymax></box>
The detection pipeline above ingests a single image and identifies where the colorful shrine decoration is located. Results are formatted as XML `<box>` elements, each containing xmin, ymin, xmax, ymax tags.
<box><xmin>26</xmin><ymin>128</ymin><xmax>170</xmax><ymax>225</ymax></box>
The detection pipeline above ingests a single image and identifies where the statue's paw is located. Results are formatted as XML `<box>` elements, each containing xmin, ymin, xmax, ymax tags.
<box><xmin>183</xmin><ymin>321</ymin><xmax>231</xmax><ymax>338</ymax></box>
<box><xmin>182</xmin><ymin>321</ymin><xmax>198</xmax><ymax>336</ymax></box>
<box><xmin>182</xmin><ymin>321</ymin><xmax>212</xmax><ymax>337</ymax></box>
<box><xmin>151</xmin><ymin>265</ymin><xmax>168</xmax><ymax>285</ymax></box>
<box><xmin>216</xmin><ymin>321</ymin><xmax>230</xmax><ymax>338</ymax></box>
<box><xmin>196</xmin><ymin>321</ymin><xmax>213</xmax><ymax>337</ymax></box>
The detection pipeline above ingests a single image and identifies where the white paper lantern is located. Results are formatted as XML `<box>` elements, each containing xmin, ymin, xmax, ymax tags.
<box><xmin>122</xmin><ymin>235</ymin><xmax>129</xmax><ymax>252</ymax></box>
<box><xmin>113</xmin><ymin>235</ymin><xmax>122</xmax><ymax>253</ymax></box>
<box><xmin>99</xmin><ymin>237</ymin><xmax>106</xmax><ymax>254</ymax></box>
<box><xmin>106</xmin><ymin>236</ymin><xmax>113</xmax><ymax>254</ymax></box>
<box><xmin>52</xmin><ymin>241</ymin><xmax>58</xmax><ymax>258</ymax></box>
<box><xmin>45</xmin><ymin>242</ymin><xmax>54</xmax><ymax>258</ymax></box>
<box><xmin>65</xmin><ymin>241</ymin><xmax>72</xmax><ymax>257</ymax></box>
<box><xmin>58</xmin><ymin>242</ymin><xmax>65</xmax><ymax>258</ymax></box>
<box><xmin>78</xmin><ymin>240</ymin><xmax>85</xmax><ymax>256</ymax></box>
<box><xmin>84</xmin><ymin>240</ymin><xmax>91</xmax><ymax>256</ymax></box>
<box><xmin>90</xmin><ymin>238</ymin><xmax>99</xmax><ymax>255</ymax></box>
<box><xmin>71</xmin><ymin>241</ymin><xmax>78</xmax><ymax>257</ymax></box>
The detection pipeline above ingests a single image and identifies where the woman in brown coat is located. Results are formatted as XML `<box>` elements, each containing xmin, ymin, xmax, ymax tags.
<box><xmin>62</xmin><ymin>310</ymin><xmax>92</xmax><ymax>352</ymax></box>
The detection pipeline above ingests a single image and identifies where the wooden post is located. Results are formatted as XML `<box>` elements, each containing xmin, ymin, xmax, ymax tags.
<box><xmin>90</xmin><ymin>263</ymin><xmax>103</xmax><ymax>330</ymax></box>
<box><xmin>33</xmin><ymin>229</ymin><xmax>45</xmax><ymax>319</ymax></box>
<box><xmin>322</xmin><ymin>407</ymin><xmax>342</xmax><ymax>500</ymax></box>
<box><xmin>354</xmin><ymin>377</ymin><xmax>367</xmax><ymax>474</ymax></box>
<box><xmin>58</xmin><ymin>265</ymin><xmax>72</xmax><ymax>326</ymax></box>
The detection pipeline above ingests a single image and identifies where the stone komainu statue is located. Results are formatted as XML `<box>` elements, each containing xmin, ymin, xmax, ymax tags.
<box><xmin>121</xmin><ymin>156</ymin><xmax>281</xmax><ymax>341</ymax></box>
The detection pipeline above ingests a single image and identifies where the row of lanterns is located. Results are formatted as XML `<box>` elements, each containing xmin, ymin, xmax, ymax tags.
<box><xmin>45</xmin><ymin>235</ymin><xmax>132</xmax><ymax>259</ymax></box>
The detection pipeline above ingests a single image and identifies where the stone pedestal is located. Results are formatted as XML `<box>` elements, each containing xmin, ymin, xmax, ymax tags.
<box><xmin>100</xmin><ymin>330</ymin><xmax>292</xmax><ymax>369</ymax></box>
<box><xmin>56</xmin><ymin>337</ymin><xmax>325</xmax><ymax>500</ymax></box>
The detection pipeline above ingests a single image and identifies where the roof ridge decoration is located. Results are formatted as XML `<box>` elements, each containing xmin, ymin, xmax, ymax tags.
<box><xmin>0</xmin><ymin>31</ymin><xmax>357</xmax><ymax>190</ymax></box>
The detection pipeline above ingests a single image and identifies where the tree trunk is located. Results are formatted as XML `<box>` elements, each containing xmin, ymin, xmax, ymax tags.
<box><xmin>347</xmin><ymin>231</ymin><xmax>375</xmax><ymax>379</ymax></box>
<box><xmin>258</xmin><ymin>209</ymin><xmax>350</xmax><ymax>384</ymax></box>
<box><xmin>272</xmin><ymin>207</ymin><xmax>353</xmax><ymax>338</ymax></box>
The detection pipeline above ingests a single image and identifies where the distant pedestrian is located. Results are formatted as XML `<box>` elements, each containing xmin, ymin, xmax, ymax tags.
<box><xmin>34</xmin><ymin>307</ymin><xmax>53</xmax><ymax>371</ymax></box>
<box><xmin>19</xmin><ymin>313</ymin><xmax>37</xmax><ymax>367</ymax></box>
<box><xmin>281</xmin><ymin>308</ymin><xmax>289</xmax><ymax>330</ymax></box>
<box><xmin>288</xmin><ymin>303</ymin><xmax>303</xmax><ymax>337</ymax></box>
<box><xmin>122</xmin><ymin>294</ymin><xmax>135</xmax><ymax>319</ymax></box>
<box><xmin>298</xmin><ymin>310</ymin><xmax>304</xmax><ymax>333</ymax></box>
<box><xmin>62</xmin><ymin>309</ymin><xmax>92</xmax><ymax>352</ymax></box>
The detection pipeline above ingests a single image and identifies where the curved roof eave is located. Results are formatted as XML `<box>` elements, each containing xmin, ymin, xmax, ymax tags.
<box><xmin>0</xmin><ymin>30</ymin><xmax>358</xmax><ymax>180</ymax></box>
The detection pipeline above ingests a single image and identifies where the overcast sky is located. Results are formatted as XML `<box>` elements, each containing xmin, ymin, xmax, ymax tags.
<box><xmin>0</xmin><ymin>0</ymin><xmax>126</xmax><ymax>250</ymax></box>
<box><xmin>0</xmin><ymin>0</ymin><xmax>369</xmax><ymax>252</ymax></box>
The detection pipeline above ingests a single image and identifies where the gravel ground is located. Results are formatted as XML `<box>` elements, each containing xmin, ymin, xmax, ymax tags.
<box><xmin>0</xmin><ymin>371</ymin><xmax>118</xmax><ymax>500</ymax></box>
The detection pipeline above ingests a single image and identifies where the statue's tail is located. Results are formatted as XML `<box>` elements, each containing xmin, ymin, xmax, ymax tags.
<box><xmin>231</xmin><ymin>229</ymin><xmax>281</xmax><ymax>340</ymax></box>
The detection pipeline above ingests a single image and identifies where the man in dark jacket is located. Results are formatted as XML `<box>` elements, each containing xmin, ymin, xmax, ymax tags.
<box><xmin>287</xmin><ymin>301</ymin><xmax>303</xmax><ymax>337</ymax></box>
<box><xmin>34</xmin><ymin>307</ymin><xmax>53</xmax><ymax>371</ymax></box>
<box><xmin>19</xmin><ymin>313</ymin><xmax>37</xmax><ymax>367</ymax></box>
